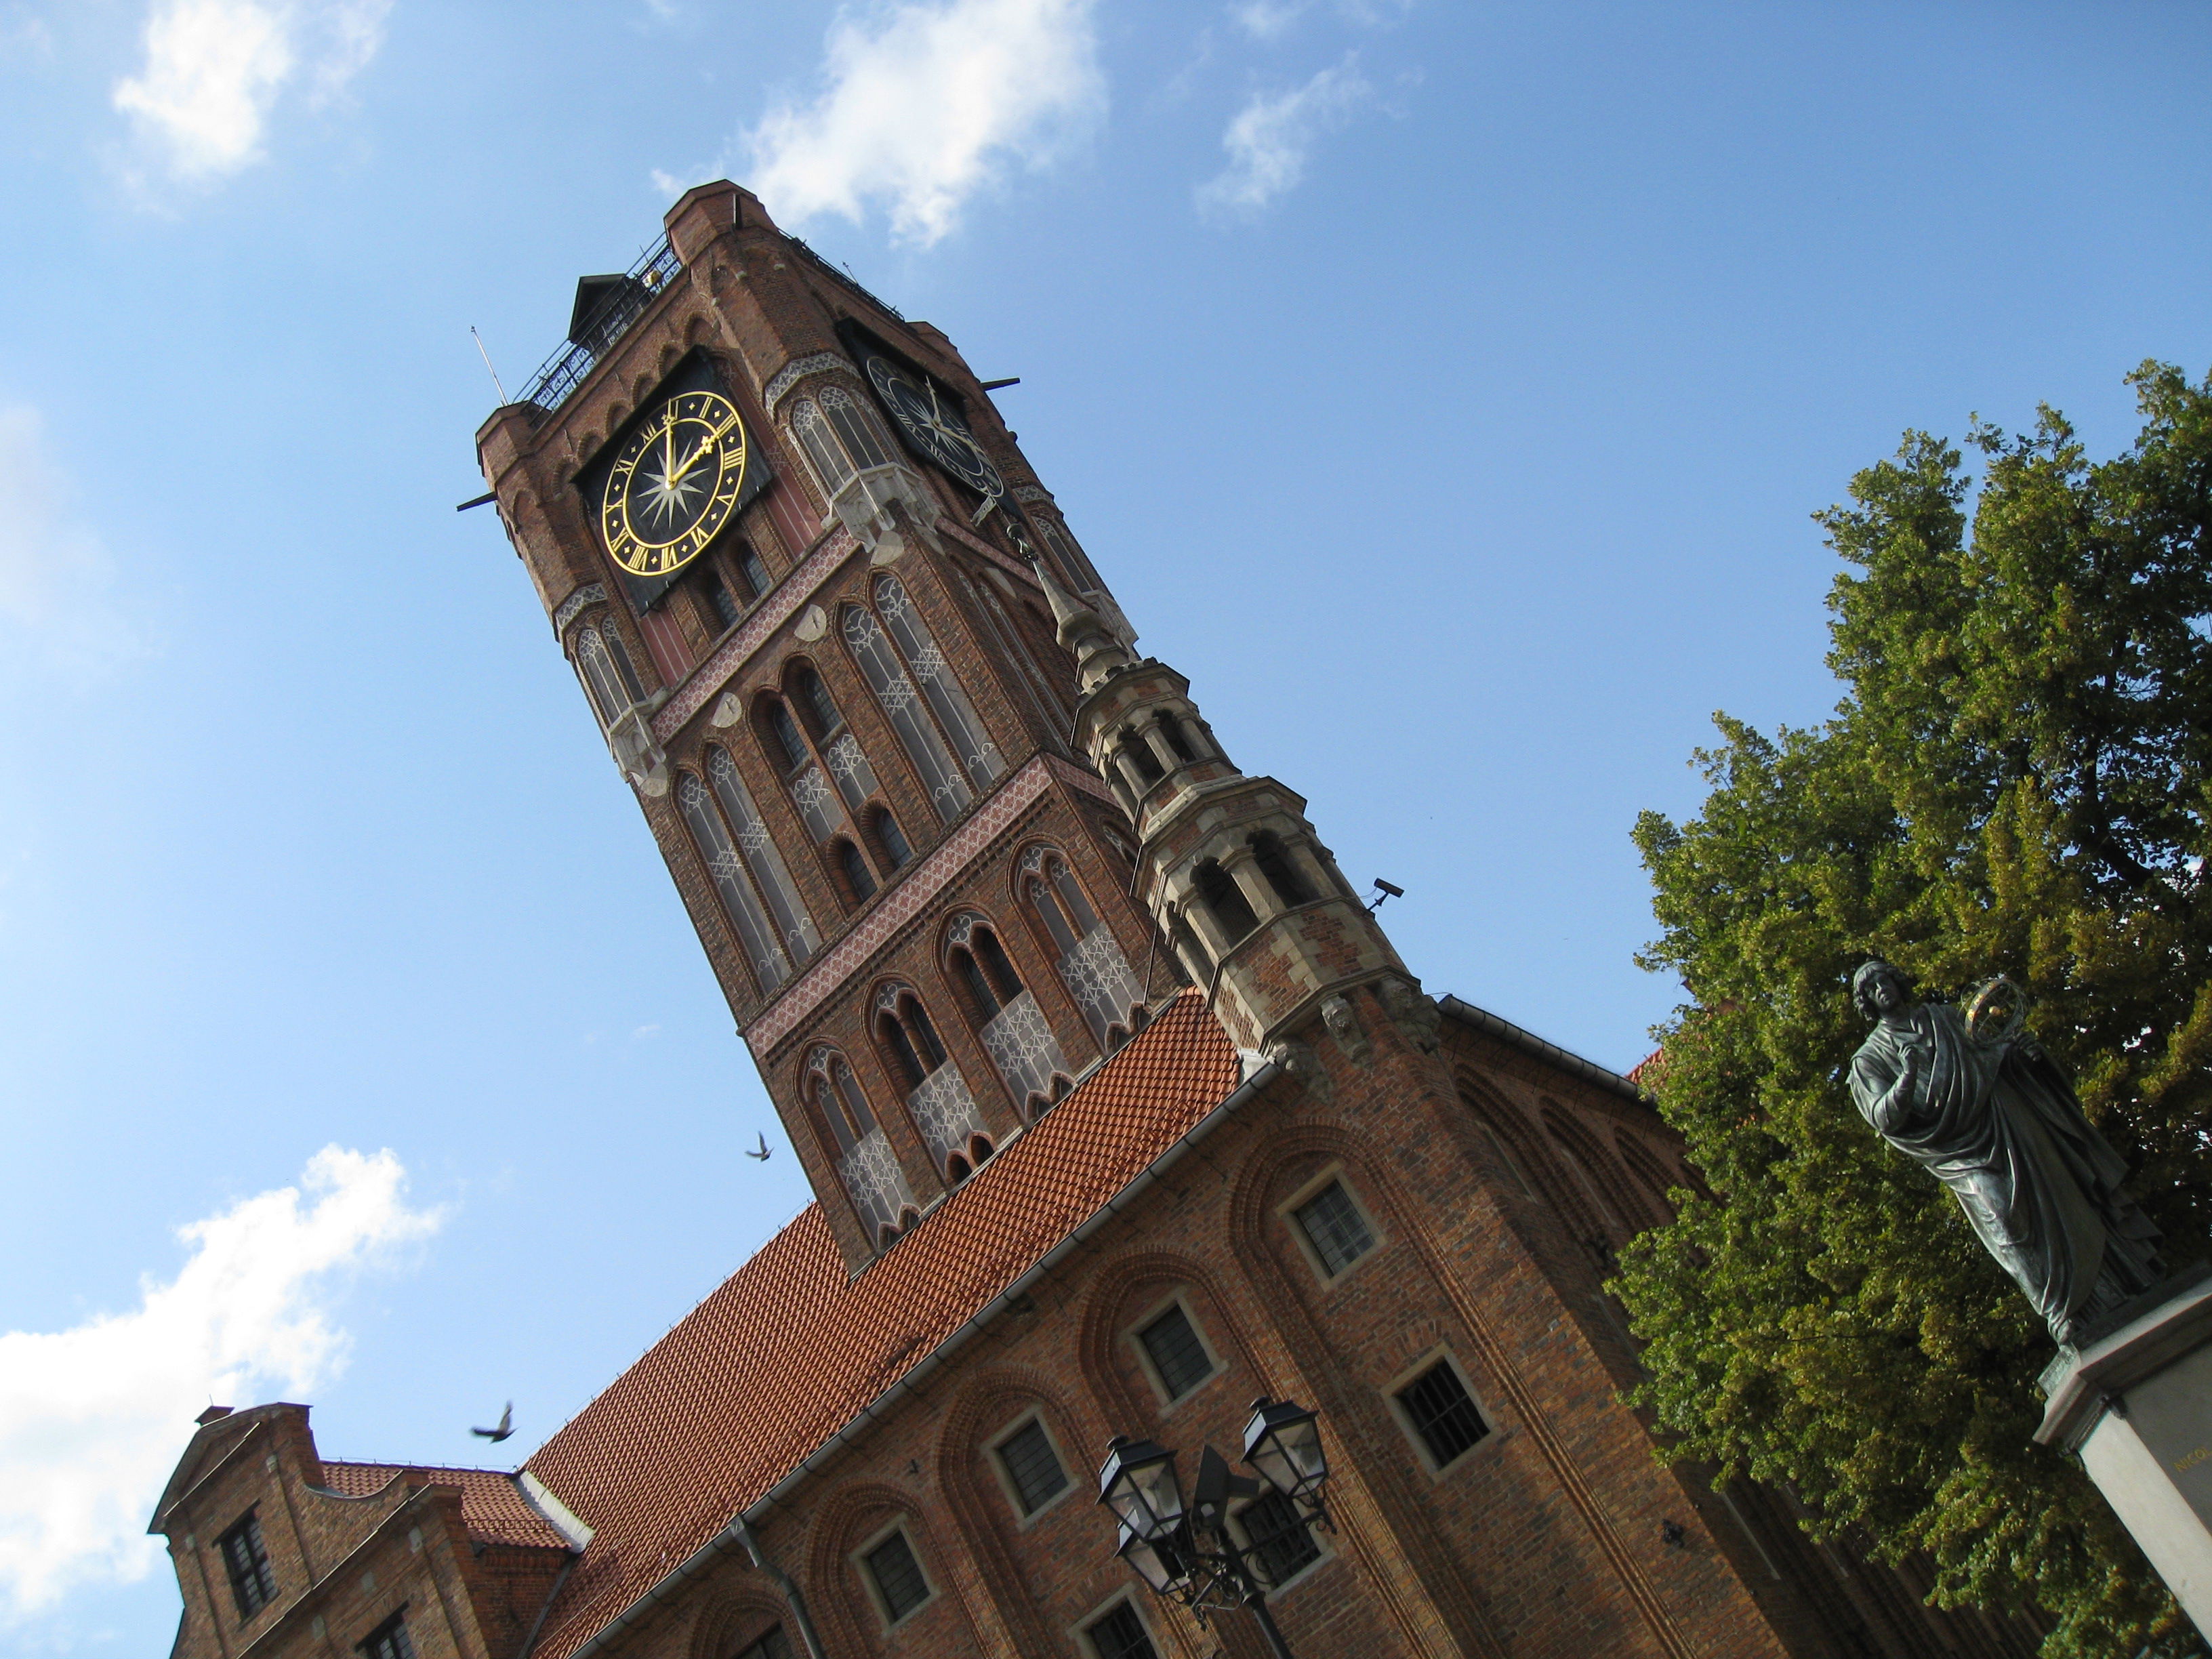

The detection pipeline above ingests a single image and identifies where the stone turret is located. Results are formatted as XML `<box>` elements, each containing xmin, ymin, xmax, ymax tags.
<box><xmin>1041</xmin><ymin>563</ymin><xmax>1414</xmax><ymax>1054</ymax></box>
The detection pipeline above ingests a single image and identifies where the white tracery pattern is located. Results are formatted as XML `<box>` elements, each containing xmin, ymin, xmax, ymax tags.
<box><xmin>790</xmin><ymin>764</ymin><xmax>840</xmax><ymax>843</ymax></box>
<box><xmin>875</xmin><ymin>574</ymin><xmax>1004</xmax><ymax>791</ymax></box>
<box><xmin>676</xmin><ymin>773</ymin><xmax>792</xmax><ymax>993</ymax></box>
<box><xmin>843</xmin><ymin>605</ymin><xmax>973</xmax><ymax>820</ymax></box>
<box><xmin>980</xmin><ymin>990</ymin><xmax>1071</xmax><ymax>1113</ymax></box>
<box><xmin>707</xmin><ymin>748</ymin><xmax>821</xmax><ymax>961</ymax></box>
<box><xmin>1061</xmin><ymin>922</ymin><xmax>1147</xmax><ymax>1043</ymax></box>
<box><xmin>838</xmin><ymin>1126</ymin><xmax>915</xmax><ymax>1242</ymax></box>
<box><xmin>907</xmin><ymin>1064</ymin><xmax>989</xmax><ymax>1173</ymax></box>
<box><xmin>823</xmin><ymin>731</ymin><xmax>878</xmax><ymax>811</ymax></box>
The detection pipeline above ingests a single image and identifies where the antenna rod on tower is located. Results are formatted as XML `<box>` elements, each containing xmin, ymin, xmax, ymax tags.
<box><xmin>471</xmin><ymin>327</ymin><xmax>510</xmax><ymax>405</ymax></box>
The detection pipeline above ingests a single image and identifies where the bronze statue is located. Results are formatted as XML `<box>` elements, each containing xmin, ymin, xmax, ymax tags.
<box><xmin>1849</xmin><ymin>960</ymin><xmax>2165</xmax><ymax>1347</ymax></box>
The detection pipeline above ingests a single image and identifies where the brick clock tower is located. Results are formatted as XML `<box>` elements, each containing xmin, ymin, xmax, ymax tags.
<box><xmin>150</xmin><ymin>184</ymin><xmax>2041</xmax><ymax>1659</ymax></box>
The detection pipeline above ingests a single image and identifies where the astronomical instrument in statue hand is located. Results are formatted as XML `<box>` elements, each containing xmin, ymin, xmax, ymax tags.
<box><xmin>600</xmin><ymin>390</ymin><xmax>750</xmax><ymax>577</ymax></box>
<box><xmin>863</xmin><ymin>353</ymin><xmax>1005</xmax><ymax>506</ymax></box>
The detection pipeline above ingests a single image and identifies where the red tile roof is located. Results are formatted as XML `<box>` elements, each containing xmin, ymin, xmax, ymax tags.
<box><xmin>519</xmin><ymin>991</ymin><xmax>1242</xmax><ymax>1659</ymax></box>
<box><xmin>316</xmin><ymin>1461</ymin><xmax>570</xmax><ymax>1551</ymax></box>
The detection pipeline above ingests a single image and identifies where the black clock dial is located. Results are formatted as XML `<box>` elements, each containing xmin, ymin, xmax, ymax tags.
<box><xmin>863</xmin><ymin>354</ymin><xmax>1004</xmax><ymax>502</ymax></box>
<box><xmin>600</xmin><ymin>390</ymin><xmax>750</xmax><ymax>577</ymax></box>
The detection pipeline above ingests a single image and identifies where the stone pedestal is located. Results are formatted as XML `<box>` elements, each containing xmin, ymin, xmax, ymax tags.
<box><xmin>2038</xmin><ymin>1264</ymin><xmax>2212</xmax><ymax>1637</ymax></box>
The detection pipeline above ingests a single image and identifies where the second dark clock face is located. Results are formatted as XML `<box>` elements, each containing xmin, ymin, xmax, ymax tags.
<box><xmin>601</xmin><ymin>390</ymin><xmax>749</xmax><ymax>577</ymax></box>
<box><xmin>863</xmin><ymin>354</ymin><xmax>1004</xmax><ymax>503</ymax></box>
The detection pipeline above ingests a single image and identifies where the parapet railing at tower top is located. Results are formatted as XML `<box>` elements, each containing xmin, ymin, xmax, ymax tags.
<box><xmin>516</xmin><ymin>235</ymin><xmax>684</xmax><ymax>419</ymax></box>
<box><xmin>785</xmin><ymin>237</ymin><xmax>905</xmax><ymax>322</ymax></box>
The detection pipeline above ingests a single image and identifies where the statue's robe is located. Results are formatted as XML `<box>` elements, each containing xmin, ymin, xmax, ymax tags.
<box><xmin>1849</xmin><ymin>1002</ymin><xmax>2162</xmax><ymax>1343</ymax></box>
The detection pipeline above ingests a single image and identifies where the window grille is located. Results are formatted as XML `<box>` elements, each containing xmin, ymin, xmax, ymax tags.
<box><xmin>1241</xmin><ymin>1488</ymin><xmax>1322</xmax><ymax>1586</ymax></box>
<box><xmin>734</xmin><ymin>1629</ymin><xmax>791</xmax><ymax>1659</ymax></box>
<box><xmin>678</xmin><ymin>772</ymin><xmax>792</xmax><ymax>992</ymax></box>
<box><xmin>789</xmin><ymin>386</ymin><xmax>896</xmax><ymax>497</ymax></box>
<box><xmin>996</xmin><ymin>1418</ymin><xmax>1069</xmax><ymax>1515</ymax></box>
<box><xmin>1294</xmin><ymin>1181</ymin><xmax>1375</xmax><ymax>1277</ymax></box>
<box><xmin>1023</xmin><ymin>849</ymin><xmax>1143</xmax><ymax>1043</ymax></box>
<box><xmin>821</xmin><ymin>385</ymin><xmax>894</xmax><ymax>470</ymax></box>
<box><xmin>356</xmin><ymin>1612</ymin><xmax>416</xmax><ymax>1659</ymax></box>
<box><xmin>863</xmin><ymin>1530</ymin><xmax>930</xmax><ymax>1623</ymax></box>
<box><xmin>216</xmin><ymin>1511</ymin><xmax>276</xmax><ymax>1620</ymax></box>
<box><xmin>1137</xmin><ymin>1305</ymin><xmax>1214</xmax><ymax>1400</ymax></box>
<box><xmin>874</xmin><ymin>575</ymin><xmax>1003</xmax><ymax>792</ymax></box>
<box><xmin>789</xmin><ymin>398</ymin><xmax>853</xmax><ymax>493</ymax></box>
<box><xmin>907</xmin><ymin>1061</ymin><xmax>989</xmax><ymax>1175</ymax></box>
<box><xmin>707</xmin><ymin>748</ymin><xmax>820</xmax><ymax>963</ymax></box>
<box><xmin>1084</xmin><ymin>1601</ymin><xmax>1158</xmax><ymax>1659</ymax></box>
<box><xmin>842</xmin><ymin>605</ymin><xmax>972</xmax><ymax>820</ymax></box>
<box><xmin>979</xmin><ymin>990</ymin><xmax>1071</xmax><ymax>1115</ymax></box>
<box><xmin>1396</xmin><ymin>1359</ymin><xmax>1489</xmax><ymax>1468</ymax></box>
<box><xmin>823</xmin><ymin>732</ymin><xmax>880</xmax><ymax>813</ymax></box>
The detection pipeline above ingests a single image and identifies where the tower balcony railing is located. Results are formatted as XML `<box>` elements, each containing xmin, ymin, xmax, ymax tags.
<box><xmin>837</xmin><ymin>1126</ymin><xmax>916</xmax><ymax>1244</ymax></box>
<box><xmin>980</xmin><ymin>990</ymin><xmax>1073</xmax><ymax>1117</ymax></box>
<box><xmin>907</xmin><ymin>1063</ymin><xmax>989</xmax><ymax>1175</ymax></box>
<box><xmin>1060</xmin><ymin>923</ymin><xmax>1147</xmax><ymax>1045</ymax></box>
<box><xmin>518</xmin><ymin>236</ymin><xmax>683</xmax><ymax>419</ymax></box>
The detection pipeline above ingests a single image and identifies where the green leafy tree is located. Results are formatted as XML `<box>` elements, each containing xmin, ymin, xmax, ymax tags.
<box><xmin>1614</xmin><ymin>361</ymin><xmax>2211</xmax><ymax>1656</ymax></box>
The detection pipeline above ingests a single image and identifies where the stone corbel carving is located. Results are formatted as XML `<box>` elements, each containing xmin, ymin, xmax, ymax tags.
<box><xmin>1377</xmin><ymin>976</ymin><xmax>1442</xmax><ymax>1054</ymax></box>
<box><xmin>1321</xmin><ymin>994</ymin><xmax>1373</xmax><ymax>1065</ymax></box>
<box><xmin>608</xmin><ymin>693</ymin><xmax>671</xmax><ymax>796</ymax></box>
<box><xmin>1268</xmin><ymin>1039</ymin><xmax>1334</xmax><ymax>1105</ymax></box>
<box><xmin>830</xmin><ymin>464</ymin><xmax>941</xmax><ymax>554</ymax></box>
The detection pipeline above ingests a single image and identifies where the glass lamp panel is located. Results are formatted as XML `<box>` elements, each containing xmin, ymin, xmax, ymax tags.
<box><xmin>1098</xmin><ymin>1439</ymin><xmax>1183</xmax><ymax>1540</ymax></box>
<box><xmin>1117</xmin><ymin>1521</ymin><xmax>1189</xmax><ymax>1597</ymax></box>
<box><xmin>1242</xmin><ymin>1399</ymin><xmax>1326</xmax><ymax>1500</ymax></box>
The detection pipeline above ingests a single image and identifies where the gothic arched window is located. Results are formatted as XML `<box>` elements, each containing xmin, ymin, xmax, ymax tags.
<box><xmin>678</xmin><ymin>769</ymin><xmax>792</xmax><ymax>995</ymax></box>
<box><xmin>835</xmin><ymin>838</ymin><xmax>877</xmax><ymax>905</ymax></box>
<box><xmin>842</xmin><ymin>576</ymin><xmax>1002</xmax><ymax>821</ymax></box>
<box><xmin>805</xmin><ymin>1045</ymin><xmax>916</xmax><ymax>1246</ymax></box>
<box><xmin>945</xmin><ymin>912</ymin><xmax>1071</xmax><ymax>1118</ymax></box>
<box><xmin>1250</xmin><ymin>832</ymin><xmax>1313</xmax><ymax>909</ymax></box>
<box><xmin>754</xmin><ymin>661</ymin><xmax>886</xmax><ymax>855</ymax></box>
<box><xmin>684</xmin><ymin>745</ymin><xmax>820</xmax><ymax>983</ymax></box>
<box><xmin>573</xmin><ymin>621</ymin><xmax>645</xmax><ymax>728</ymax></box>
<box><xmin>874</xmin><ymin>982</ymin><xmax>991</xmax><ymax>1182</ymax></box>
<box><xmin>1021</xmin><ymin>848</ymin><xmax>1145</xmax><ymax>1046</ymax></box>
<box><xmin>788</xmin><ymin>385</ymin><xmax>895</xmax><ymax>497</ymax></box>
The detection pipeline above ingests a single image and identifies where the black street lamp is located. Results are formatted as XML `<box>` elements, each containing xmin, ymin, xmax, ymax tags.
<box><xmin>1097</xmin><ymin>1399</ymin><xmax>1333</xmax><ymax>1659</ymax></box>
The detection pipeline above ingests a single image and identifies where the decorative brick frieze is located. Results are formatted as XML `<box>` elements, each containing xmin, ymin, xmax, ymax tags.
<box><xmin>762</xmin><ymin>351</ymin><xmax>853</xmax><ymax>416</ymax></box>
<box><xmin>550</xmin><ymin>582</ymin><xmax>605</xmax><ymax>640</ymax></box>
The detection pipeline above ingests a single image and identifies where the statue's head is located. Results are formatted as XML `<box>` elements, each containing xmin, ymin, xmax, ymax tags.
<box><xmin>1852</xmin><ymin>959</ymin><xmax>1914</xmax><ymax>1019</ymax></box>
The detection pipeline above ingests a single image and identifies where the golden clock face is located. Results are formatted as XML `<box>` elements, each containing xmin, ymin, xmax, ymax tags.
<box><xmin>600</xmin><ymin>390</ymin><xmax>749</xmax><ymax>577</ymax></box>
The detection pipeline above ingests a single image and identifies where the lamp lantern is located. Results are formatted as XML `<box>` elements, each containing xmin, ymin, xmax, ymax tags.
<box><xmin>1097</xmin><ymin>1435</ymin><xmax>1185</xmax><ymax>1542</ymax></box>
<box><xmin>1242</xmin><ymin>1397</ymin><xmax>1328</xmax><ymax>1506</ymax></box>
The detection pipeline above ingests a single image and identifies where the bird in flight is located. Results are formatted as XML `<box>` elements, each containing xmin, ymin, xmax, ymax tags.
<box><xmin>745</xmin><ymin>1132</ymin><xmax>772</xmax><ymax>1162</ymax></box>
<box><xmin>471</xmin><ymin>1402</ymin><xmax>514</xmax><ymax>1443</ymax></box>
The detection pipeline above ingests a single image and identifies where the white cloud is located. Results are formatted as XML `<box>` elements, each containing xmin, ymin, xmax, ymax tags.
<box><xmin>1197</xmin><ymin>52</ymin><xmax>1370</xmax><ymax>219</ymax></box>
<box><xmin>1232</xmin><ymin>0</ymin><xmax>1308</xmax><ymax>37</ymax></box>
<box><xmin>0</xmin><ymin>403</ymin><xmax>142</xmax><ymax>680</ymax></box>
<box><xmin>0</xmin><ymin>1147</ymin><xmax>443</xmax><ymax>1619</ymax></box>
<box><xmin>111</xmin><ymin>0</ymin><xmax>390</xmax><ymax>184</ymax></box>
<box><xmin>745</xmin><ymin>0</ymin><xmax>1105</xmax><ymax>247</ymax></box>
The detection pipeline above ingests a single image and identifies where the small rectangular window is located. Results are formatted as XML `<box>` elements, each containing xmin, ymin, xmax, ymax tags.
<box><xmin>1240</xmin><ymin>1489</ymin><xmax>1321</xmax><ymax>1585</ymax></box>
<box><xmin>735</xmin><ymin>1628</ymin><xmax>792</xmax><ymax>1659</ymax></box>
<box><xmin>1293</xmin><ymin>1181</ymin><xmax>1375</xmax><ymax>1276</ymax></box>
<box><xmin>863</xmin><ymin>1530</ymin><xmax>930</xmax><ymax>1624</ymax></box>
<box><xmin>1137</xmin><ymin>1305</ymin><xmax>1214</xmax><ymax>1401</ymax></box>
<box><xmin>1084</xmin><ymin>1601</ymin><xmax>1159</xmax><ymax>1659</ymax></box>
<box><xmin>996</xmin><ymin>1419</ymin><xmax>1069</xmax><ymax>1515</ymax></box>
<box><xmin>1396</xmin><ymin>1359</ymin><xmax>1490</xmax><ymax>1469</ymax></box>
<box><xmin>357</xmin><ymin>1612</ymin><xmax>416</xmax><ymax>1659</ymax></box>
<box><xmin>216</xmin><ymin>1511</ymin><xmax>276</xmax><ymax>1620</ymax></box>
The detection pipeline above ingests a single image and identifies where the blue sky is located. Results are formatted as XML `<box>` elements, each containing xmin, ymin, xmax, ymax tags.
<box><xmin>0</xmin><ymin>1</ymin><xmax>2205</xmax><ymax>1652</ymax></box>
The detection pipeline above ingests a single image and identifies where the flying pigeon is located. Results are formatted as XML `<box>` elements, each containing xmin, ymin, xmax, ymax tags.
<box><xmin>471</xmin><ymin>1402</ymin><xmax>514</xmax><ymax>1443</ymax></box>
<box><xmin>745</xmin><ymin>1132</ymin><xmax>772</xmax><ymax>1162</ymax></box>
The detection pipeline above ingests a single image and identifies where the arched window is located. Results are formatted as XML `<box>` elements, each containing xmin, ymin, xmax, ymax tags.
<box><xmin>875</xmin><ymin>983</ymin><xmax>991</xmax><ymax>1181</ymax></box>
<box><xmin>874</xmin><ymin>575</ymin><xmax>1003</xmax><ymax>792</ymax></box>
<box><xmin>842</xmin><ymin>578</ymin><xmax>1003</xmax><ymax>821</ymax></box>
<box><xmin>1021</xmin><ymin>847</ymin><xmax>1145</xmax><ymax>1046</ymax></box>
<box><xmin>754</xmin><ymin>663</ymin><xmax>886</xmax><ymax>851</ymax></box>
<box><xmin>1158</xmin><ymin>715</ymin><xmax>1198</xmax><ymax>765</ymax></box>
<box><xmin>1193</xmin><ymin>859</ymin><xmax>1261</xmax><ymax>947</ymax></box>
<box><xmin>870</xmin><ymin>808</ymin><xmax>913</xmax><ymax>870</ymax></box>
<box><xmin>702</xmin><ymin>747</ymin><xmax>820</xmax><ymax>966</ymax></box>
<box><xmin>836</xmin><ymin>838</ymin><xmax>877</xmax><ymax>904</ymax></box>
<box><xmin>788</xmin><ymin>385</ymin><xmax>895</xmax><ymax>497</ymax></box>
<box><xmin>1250</xmin><ymin>832</ymin><xmax>1313</xmax><ymax>908</ymax></box>
<box><xmin>678</xmin><ymin>771</ymin><xmax>792</xmax><ymax>995</ymax></box>
<box><xmin>573</xmin><ymin>621</ymin><xmax>645</xmax><ymax>728</ymax></box>
<box><xmin>945</xmin><ymin>912</ymin><xmax>1071</xmax><ymax>1117</ymax></box>
<box><xmin>1119</xmin><ymin>732</ymin><xmax>1164</xmax><ymax>786</ymax></box>
<box><xmin>805</xmin><ymin>1046</ymin><xmax>916</xmax><ymax>1246</ymax></box>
